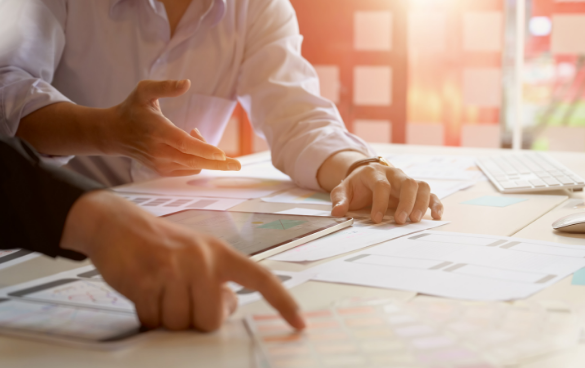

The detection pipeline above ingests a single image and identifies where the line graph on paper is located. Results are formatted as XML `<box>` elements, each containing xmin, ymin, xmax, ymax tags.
<box><xmin>21</xmin><ymin>280</ymin><xmax>134</xmax><ymax>312</ymax></box>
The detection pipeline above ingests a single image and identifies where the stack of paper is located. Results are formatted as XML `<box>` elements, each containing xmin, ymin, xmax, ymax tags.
<box><xmin>311</xmin><ymin>231</ymin><xmax>585</xmax><ymax>301</ymax></box>
<box><xmin>246</xmin><ymin>298</ymin><xmax>582</xmax><ymax>368</ymax></box>
<box><xmin>270</xmin><ymin>212</ymin><xmax>448</xmax><ymax>262</ymax></box>
<box><xmin>246</xmin><ymin>299</ymin><xmax>501</xmax><ymax>368</ymax></box>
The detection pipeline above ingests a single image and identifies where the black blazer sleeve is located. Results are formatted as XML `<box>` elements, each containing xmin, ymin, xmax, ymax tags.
<box><xmin>0</xmin><ymin>137</ymin><xmax>105</xmax><ymax>260</ymax></box>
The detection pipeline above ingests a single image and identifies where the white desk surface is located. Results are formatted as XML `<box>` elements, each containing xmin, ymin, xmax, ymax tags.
<box><xmin>2</xmin><ymin>144</ymin><xmax>585</xmax><ymax>367</ymax></box>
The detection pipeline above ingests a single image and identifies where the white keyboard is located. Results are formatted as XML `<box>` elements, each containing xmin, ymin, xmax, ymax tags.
<box><xmin>477</xmin><ymin>153</ymin><xmax>585</xmax><ymax>193</ymax></box>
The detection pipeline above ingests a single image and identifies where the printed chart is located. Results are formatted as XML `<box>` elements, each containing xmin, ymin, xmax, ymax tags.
<box><xmin>312</xmin><ymin>231</ymin><xmax>585</xmax><ymax>300</ymax></box>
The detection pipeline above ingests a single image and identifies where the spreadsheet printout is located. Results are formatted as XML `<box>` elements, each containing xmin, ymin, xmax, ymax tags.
<box><xmin>311</xmin><ymin>231</ymin><xmax>585</xmax><ymax>300</ymax></box>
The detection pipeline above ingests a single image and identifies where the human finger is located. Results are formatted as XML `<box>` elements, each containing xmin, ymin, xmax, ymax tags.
<box><xmin>360</xmin><ymin>167</ymin><xmax>391</xmax><ymax>223</ymax></box>
<box><xmin>190</xmin><ymin>128</ymin><xmax>207</xmax><ymax>142</ymax></box>
<box><xmin>136</xmin><ymin>79</ymin><xmax>191</xmax><ymax>101</ymax></box>
<box><xmin>393</xmin><ymin>177</ymin><xmax>419</xmax><ymax>224</ymax></box>
<box><xmin>191</xmin><ymin>279</ymin><xmax>224</xmax><ymax>332</ymax></box>
<box><xmin>134</xmin><ymin>285</ymin><xmax>163</xmax><ymax>329</ymax></box>
<box><xmin>163</xmin><ymin>148</ymin><xmax>241</xmax><ymax>171</ymax></box>
<box><xmin>220</xmin><ymin>248</ymin><xmax>305</xmax><ymax>330</ymax></box>
<box><xmin>429</xmin><ymin>193</ymin><xmax>444</xmax><ymax>220</ymax></box>
<box><xmin>331</xmin><ymin>180</ymin><xmax>351</xmax><ymax>217</ymax></box>
<box><xmin>410</xmin><ymin>181</ymin><xmax>431</xmax><ymax>223</ymax></box>
<box><xmin>161</xmin><ymin>127</ymin><xmax>227</xmax><ymax>161</ymax></box>
<box><xmin>161</xmin><ymin>169</ymin><xmax>203</xmax><ymax>177</ymax></box>
<box><xmin>160</xmin><ymin>282</ymin><xmax>192</xmax><ymax>330</ymax></box>
<box><xmin>222</xmin><ymin>284</ymin><xmax>238</xmax><ymax>319</ymax></box>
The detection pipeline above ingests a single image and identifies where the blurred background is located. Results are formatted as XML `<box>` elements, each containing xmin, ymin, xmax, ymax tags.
<box><xmin>217</xmin><ymin>0</ymin><xmax>585</xmax><ymax>156</ymax></box>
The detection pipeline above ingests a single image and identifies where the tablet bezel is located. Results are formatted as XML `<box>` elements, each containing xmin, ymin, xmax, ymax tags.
<box><xmin>162</xmin><ymin>210</ymin><xmax>353</xmax><ymax>261</ymax></box>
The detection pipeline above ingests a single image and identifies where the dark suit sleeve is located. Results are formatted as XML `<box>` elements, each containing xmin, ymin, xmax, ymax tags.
<box><xmin>0</xmin><ymin>137</ymin><xmax>105</xmax><ymax>260</ymax></box>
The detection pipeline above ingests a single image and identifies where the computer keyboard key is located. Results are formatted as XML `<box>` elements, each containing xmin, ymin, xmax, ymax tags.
<box><xmin>570</xmin><ymin>176</ymin><xmax>585</xmax><ymax>184</ymax></box>
<box><xmin>556</xmin><ymin>176</ymin><xmax>575</xmax><ymax>185</ymax></box>
<box><xmin>529</xmin><ymin>179</ymin><xmax>546</xmax><ymax>187</ymax></box>
<box><xmin>514</xmin><ymin>180</ymin><xmax>531</xmax><ymax>188</ymax></box>
<box><xmin>543</xmin><ymin>177</ymin><xmax>560</xmax><ymax>186</ymax></box>
<box><xmin>499</xmin><ymin>181</ymin><xmax>517</xmax><ymax>189</ymax></box>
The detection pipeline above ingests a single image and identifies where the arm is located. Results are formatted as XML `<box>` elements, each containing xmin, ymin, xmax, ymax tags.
<box><xmin>0</xmin><ymin>136</ymin><xmax>304</xmax><ymax>331</ymax></box>
<box><xmin>0</xmin><ymin>137</ymin><xmax>103</xmax><ymax>259</ymax></box>
<box><xmin>237</xmin><ymin>0</ymin><xmax>443</xmax><ymax>223</ymax></box>
<box><xmin>0</xmin><ymin>1</ymin><xmax>238</xmax><ymax>176</ymax></box>
<box><xmin>236</xmin><ymin>0</ymin><xmax>374</xmax><ymax>190</ymax></box>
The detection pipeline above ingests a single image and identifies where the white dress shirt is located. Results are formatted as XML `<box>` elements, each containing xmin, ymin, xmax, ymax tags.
<box><xmin>0</xmin><ymin>0</ymin><xmax>374</xmax><ymax>189</ymax></box>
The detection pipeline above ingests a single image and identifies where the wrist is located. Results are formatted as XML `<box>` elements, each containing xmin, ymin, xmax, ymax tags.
<box><xmin>60</xmin><ymin>190</ymin><xmax>112</xmax><ymax>256</ymax></box>
<box><xmin>92</xmin><ymin>106</ymin><xmax>120</xmax><ymax>155</ymax></box>
<box><xmin>317</xmin><ymin>150</ymin><xmax>368</xmax><ymax>191</ymax></box>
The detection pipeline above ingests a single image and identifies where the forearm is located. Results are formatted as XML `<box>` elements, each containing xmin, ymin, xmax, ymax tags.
<box><xmin>317</xmin><ymin>150</ymin><xmax>368</xmax><ymax>191</ymax></box>
<box><xmin>0</xmin><ymin>137</ymin><xmax>104</xmax><ymax>259</ymax></box>
<box><xmin>16</xmin><ymin>101</ymin><xmax>112</xmax><ymax>156</ymax></box>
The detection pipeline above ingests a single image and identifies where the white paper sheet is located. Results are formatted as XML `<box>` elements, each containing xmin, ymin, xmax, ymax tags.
<box><xmin>263</xmin><ymin>179</ymin><xmax>472</xmax><ymax>206</ymax></box>
<box><xmin>262</xmin><ymin>187</ymin><xmax>331</xmax><ymax>205</ymax></box>
<box><xmin>229</xmin><ymin>270</ymin><xmax>315</xmax><ymax>306</ymax></box>
<box><xmin>0</xmin><ymin>250</ymin><xmax>39</xmax><ymax>271</ymax></box>
<box><xmin>425</xmin><ymin>179</ymin><xmax>475</xmax><ymax>199</ymax></box>
<box><xmin>270</xmin><ymin>219</ymin><xmax>449</xmax><ymax>262</ymax></box>
<box><xmin>0</xmin><ymin>265</ymin><xmax>312</xmax><ymax>310</ymax></box>
<box><xmin>386</xmin><ymin>154</ymin><xmax>487</xmax><ymax>182</ymax></box>
<box><xmin>276</xmin><ymin>208</ymin><xmax>331</xmax><ymax>216</ymax></box>
<box><xmin>116</xmin><ymin>193</ymin><xmax>247</xmax><ymax>216</ymax></box>
<box><xmin>311</xmin><ymin>231</ymin><xmax>585</xmax><ymax>301</ymax></box>
<box><xmin>114</xmin><ymin>160</ymin><xmax>293</xmax><ymax>199</ymax></box>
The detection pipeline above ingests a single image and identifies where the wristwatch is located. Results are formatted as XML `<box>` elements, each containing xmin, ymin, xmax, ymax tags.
<box><xmin>346</xmin><ymin>156</ymin><xmax>391</xmax><ymax>178</ymax></box>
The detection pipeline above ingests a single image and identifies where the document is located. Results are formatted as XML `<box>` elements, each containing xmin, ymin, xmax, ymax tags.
<box><xmin>385</xmin><ymin>154</ymin><xmax>487</xmax><ymax>182</ymax></box>
<box><xmin>262</xmin><ymin>187</ymin><xmax>332</xmax><ymax>205</ymax></box>
<box><xmin>263</xmin><ymin>180</ymin><xmax>473</xmax><ymax>205</ymax></box>
<box><xmin>116</xmin><ymin>193</ymin><xmax>247</xmax><ymax>216</ymax></box>
<box><xmin>229</xmin><ymin>270</ymin><xmax>316</xmax><ymax>306</ymax></box>
<box><xmin>423</xmin><ymin>179</ymin><xmax>475</xmax><ymax>199</ymax></box>
<box><xmin>270</xmin><ymin>219</ymin><xmax>449</xmax><ymax>262</ymax></box>
<box><xmin>247</xmin><ymin>297</ymin><xmax>580</xmax><ymax>368</ymax></box>
<box><xmin>246</xmin><ymin>298</ymin><xmax>498</xmax><ymax>368</ymax></box>
<box><xmin>0</xmin><ymin>250</ymin><xmax>38</xmax><ymax>271</ymax></box>
<box><xmin>311</xmin><ymin>231</ymin><xmax>585</xmax><ymax>301</ymax></box>
<box><xmin>114</xmin><ymin>161</ymin><xmax>293</xmax><ymax>199</ymax></box>
<box><xmin>276</xmin><ymin>208</ymin><xmax>331</xmax><ymax>216</ymax></box>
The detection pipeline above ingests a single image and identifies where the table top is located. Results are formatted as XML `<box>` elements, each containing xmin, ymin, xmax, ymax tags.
<box><xmin>2</xmin><ymin>144</ymin><xmax>585</xmax><ymax>368</ymax></box>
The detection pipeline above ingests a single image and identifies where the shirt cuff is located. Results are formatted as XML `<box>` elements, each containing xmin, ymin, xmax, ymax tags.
<box><xmin>292</xmin><ymin>129</ymin><xmax>376</xmax><ymax>191</ymax></box>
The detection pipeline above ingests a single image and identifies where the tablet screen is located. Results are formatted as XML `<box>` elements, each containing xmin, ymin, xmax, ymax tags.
<box><xmin>163</xmin><ymin>210</ymin><xmax>350</xmax><ymax>257</ymax></box>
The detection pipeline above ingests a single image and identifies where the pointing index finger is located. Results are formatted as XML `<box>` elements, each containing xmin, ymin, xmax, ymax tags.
<box><xmin>221</xmin><ymin>249</ymin><xmax>305</xmax><ymax>330</ymax></box>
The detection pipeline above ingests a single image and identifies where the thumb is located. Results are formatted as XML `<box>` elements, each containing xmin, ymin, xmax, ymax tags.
<box><xmin>136</xmin><ymin>79</ymin><xmax>191</xmax><ymax>101</ymax></box>
<box><xmin>330</xmin><ymin>181</ymin><xmax>351</xmax><ymax>217</ymax></box>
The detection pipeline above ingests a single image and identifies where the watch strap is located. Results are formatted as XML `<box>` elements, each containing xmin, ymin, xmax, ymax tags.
<box><xmin>345</xmin><ymin>156</ymin><xmax>391</xmax><ymax>178</ymax></box>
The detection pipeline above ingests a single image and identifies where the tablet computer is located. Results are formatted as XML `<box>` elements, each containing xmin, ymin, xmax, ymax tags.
<box><xmin>163</xmin><ymin>210</ymin><xmax>353</xmax><ymax>260</ymax></box>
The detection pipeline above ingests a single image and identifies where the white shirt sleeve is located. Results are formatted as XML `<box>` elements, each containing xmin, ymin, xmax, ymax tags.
<box><xmin>0</xmin><ymin>0</ymin><xmax>72</xmax><ymax>137</ymax></box>
<box><xmin>236</xmin><ymin>0</ymin><xmax>376</xmax><ymax>191</ymax></box>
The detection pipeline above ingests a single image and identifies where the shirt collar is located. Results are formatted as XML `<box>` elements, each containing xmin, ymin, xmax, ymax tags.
<box><xmin>109</xmin><ymin>0</ymin><xmax>225</xmax><ymax>27</ymax></box>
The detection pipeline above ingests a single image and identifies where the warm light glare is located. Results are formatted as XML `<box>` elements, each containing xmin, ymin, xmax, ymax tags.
<box><xmin>529</xmin><ymin>16</ymin><xmax>552</xmax><ymax>37</ymax></box>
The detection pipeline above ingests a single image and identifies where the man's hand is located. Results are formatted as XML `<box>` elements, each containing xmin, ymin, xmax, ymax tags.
<box><xmin>60</xmin><ymin>191</ymin><xmax>305</xmax><ymax>331</ymax></box>
<box><xmin>318</xmin><ymin>151</ymin><xmax>444</xmax><ymax>224</ymax></box>
<box><xmin>104</xmin><ymin>79</ymin><xmax>241</xmax><ymax>176</ymax></box>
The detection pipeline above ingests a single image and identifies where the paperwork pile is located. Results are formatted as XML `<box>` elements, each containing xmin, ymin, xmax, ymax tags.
<box><xmin>247</xmin><ymin>298</ymin><xmax>583</xmax><ymax>368</ymax></box>
<box><xmin>310</xmin><ymin>231</ymin><xmax>585</xmax><ymax>301</ymax></box>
